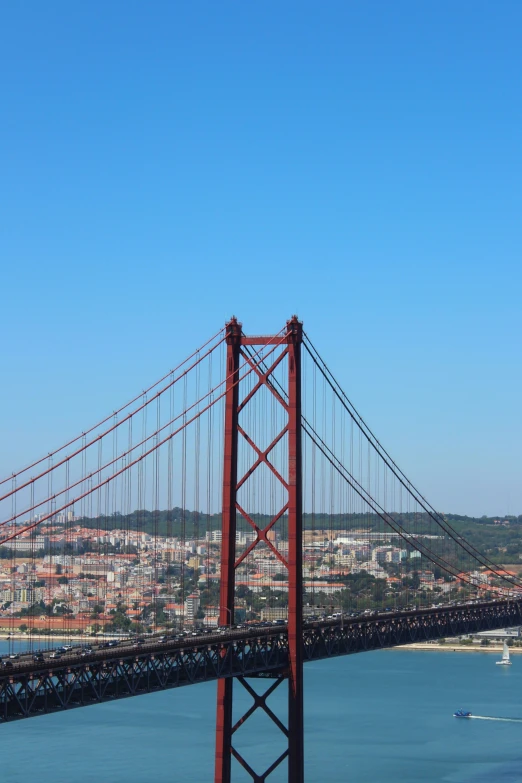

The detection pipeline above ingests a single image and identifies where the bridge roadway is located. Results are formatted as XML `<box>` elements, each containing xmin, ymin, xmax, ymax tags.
<box><xmin>1</xmin><ymin>598</ymin><xmax>521</xmax><ymax>723</ymax></box>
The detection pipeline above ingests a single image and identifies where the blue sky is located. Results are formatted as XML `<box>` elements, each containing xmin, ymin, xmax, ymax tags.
<box><xmin>1</xmin><ymin>2</ymin><xmax>521</xmax><ymax>516</ymax></box>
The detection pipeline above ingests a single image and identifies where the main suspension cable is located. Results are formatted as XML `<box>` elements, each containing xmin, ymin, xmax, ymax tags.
<box><xmin>302</xmin><ymin>334</ymin><xmax>518</xmax><ymax>586</ymax></box>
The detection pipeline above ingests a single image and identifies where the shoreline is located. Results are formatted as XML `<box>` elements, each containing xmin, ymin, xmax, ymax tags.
<box><xmin>396</xmin><ymin>642</ymin><xmax>522</xmax><ymax>654</ymax></box>
<box><xmin>1</xmin><ymin>633</ymin><xmax>126</xmax><ymax>644</ymax></box>
<box><xmin>2</xmin><ymin>635</ymin><xmax>520</xmax><ymax>655</ymax></box>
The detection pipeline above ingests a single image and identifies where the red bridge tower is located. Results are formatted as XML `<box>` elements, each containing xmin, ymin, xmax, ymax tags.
<box><xmin>215</xmin><ymin>316</ymin><xmax>304</xmax><ymax>783</ymax></box>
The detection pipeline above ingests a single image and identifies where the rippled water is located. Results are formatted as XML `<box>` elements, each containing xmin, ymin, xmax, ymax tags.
<box><xmin>1</xmin><ymin>642</ymin><xmax>522</xmax><ymax>782</ymax></box>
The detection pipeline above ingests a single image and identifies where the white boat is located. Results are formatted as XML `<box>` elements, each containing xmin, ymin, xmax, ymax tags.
<box><xmin>496</xmin><ymin>641</ymin><xmax>512</xmax><ymax>666</ymax></box>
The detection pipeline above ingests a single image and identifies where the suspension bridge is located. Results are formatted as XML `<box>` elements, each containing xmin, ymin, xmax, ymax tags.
<box><xmin>0</xmin><ymin>316</ymin><xmax>520</xmax><ymax>782</ymax></box>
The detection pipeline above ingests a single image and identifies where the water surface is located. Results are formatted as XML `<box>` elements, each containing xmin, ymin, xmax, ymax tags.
<box><xmin>1</xmin><ymin>643</ymin><xmax>521</xmax><ymax>782</ymax></box>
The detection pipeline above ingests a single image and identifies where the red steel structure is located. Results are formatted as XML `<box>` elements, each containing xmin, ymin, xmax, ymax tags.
<box><xmin>215</xmin><ymin>316</ymin><xmax>304</xmax><ymax>783</ymax></box>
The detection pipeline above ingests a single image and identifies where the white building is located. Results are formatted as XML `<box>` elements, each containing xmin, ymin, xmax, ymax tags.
<box><xmin>184</xmin><ymin>593</ymin><xmax>201</xmax><ymax>622</ymax></box>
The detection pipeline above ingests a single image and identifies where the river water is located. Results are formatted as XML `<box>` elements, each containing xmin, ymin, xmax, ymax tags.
<box><xmin>1</xmin><ymin>642</ymin><xmax>521</xmax><ymax>782</ymax></box>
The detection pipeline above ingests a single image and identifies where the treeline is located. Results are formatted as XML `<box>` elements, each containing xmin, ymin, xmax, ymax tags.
<box><xmin>63</xmin><ymin>508</ymin><xmax>522</xmax><ymax>564</ymax></box>
<box><xmin>73</xmin><ymin>508</ymin><xmax>522</xmax><ymax>540</ymax></box>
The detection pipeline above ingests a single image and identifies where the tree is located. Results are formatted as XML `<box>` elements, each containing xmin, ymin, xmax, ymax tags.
<box><xmin>371</xmin><ymin>580</ymin><xmax>386</xmax><ymax>603</ymax></box>
<box><xmin>155</xmin><ymin>606</ymin><xmax>167</xmax><ymax>625</ymax></box>
<box><xmin>104</xmin><ymin>612</ymin><xmax>132</xmax><ymax>632</ymax></box>
<box><xmin>19</xmin><ymin>624</ymin><xmax>28</xmax><ymax>632</ymax></box>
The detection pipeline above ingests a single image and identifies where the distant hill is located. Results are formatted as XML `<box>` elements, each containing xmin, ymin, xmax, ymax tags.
<box><xmin>66</xmin><ymin>508</ymin><xmax>522</xmax><ymax>564</ymax></box>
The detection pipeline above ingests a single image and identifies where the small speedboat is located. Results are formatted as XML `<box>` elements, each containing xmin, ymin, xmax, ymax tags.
<box><xmin>453</xmin><ymin>709</ymin><xmax>472</xmax><ymax>718</ymax></box>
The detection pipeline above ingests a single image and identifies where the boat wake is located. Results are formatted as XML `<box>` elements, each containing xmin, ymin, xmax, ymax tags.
<box><xmin>470</xmin><ymin>716</ymin><xmax>522</xmax><ymax>723</ymax></box>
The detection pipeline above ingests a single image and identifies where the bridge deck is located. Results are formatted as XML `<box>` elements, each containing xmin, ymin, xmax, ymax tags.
<box><xmin>1</xmin><ymin>599</ymin><xmax>520</xmax><ymax>723</ymax></box>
